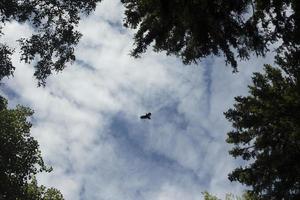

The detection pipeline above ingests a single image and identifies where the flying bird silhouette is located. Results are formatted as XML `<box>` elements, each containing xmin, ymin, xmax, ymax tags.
<box><xmin>140</xmin><ymin>112</ymin><xmax>151</xmax><ymax>119</ymax></box>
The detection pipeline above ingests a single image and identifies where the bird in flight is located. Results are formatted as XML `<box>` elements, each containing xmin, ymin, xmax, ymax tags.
<box><xmin>140</xmin><ymin>112</ymin><xmax>151</xmax><ymax>119</ymax></box>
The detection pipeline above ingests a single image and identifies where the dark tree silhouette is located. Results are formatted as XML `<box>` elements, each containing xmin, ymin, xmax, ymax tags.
<box><xmin>225</xmin><ymin>64</ymin><xmax>300</xmax><ymax>199</ymax></box>
<box><xmin>0</xmin><ymin>0</ymin><xmax>102</xmax><ymax>86</ymax></box>
<box><xmin>122</xmin><ymin>0</ymin><xmax>300</xmax><ymax>71</ymax></box>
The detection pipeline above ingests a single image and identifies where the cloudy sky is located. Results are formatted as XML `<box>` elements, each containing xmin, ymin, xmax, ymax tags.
<box><xmin>0</xmin><ymin>1</ymin><xmax>276</xmax><ymax>200</ymax></box>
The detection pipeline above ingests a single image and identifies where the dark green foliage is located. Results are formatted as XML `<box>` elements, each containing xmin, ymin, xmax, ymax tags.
<box><xmin>0</xmin><ymin>43</ymin><xmax>14</xmax><ymax>81</ymax></box>
<box><xmin>25</xmin><ymin>178</ymin><xmax>64</xmax><ymax>200</ymax></box>
<box><xmin>0</xmin><ymin>96</ymin><xmax>62</xmax><ymax>199</ymax></box>
<box><xmin>122</xmin><ymin>0</ymin><xmax>300</xmax><ymax>70</ymax></box>
<box><xmin>0</xmin><ymin>0</ymin><xmax>102</xmax><ymax>86</ymax></box>
<box><xmin>253</xmin><ymin>0</ymin><xmax>300</xmax><ymax>78</ymax></box>
<box><xmin>122</xmin><ymin>0</ymin><xmax>266</xmax><ymax>70</ymax></box>
<box><xmin>225</xmin><ymin>64</ymin><xmax>300</xmax><ymax>199</ymax></box>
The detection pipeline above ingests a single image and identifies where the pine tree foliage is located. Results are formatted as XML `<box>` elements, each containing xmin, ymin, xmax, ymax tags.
<box><xmin>225</xmin><ymin>64</ymin><xmax>300</xmax><ymax>199</ymax></box>
<box><xmin>122</xmin><ymin>0</ymin><xmax>300</xmax><ymax>70</ymax></box>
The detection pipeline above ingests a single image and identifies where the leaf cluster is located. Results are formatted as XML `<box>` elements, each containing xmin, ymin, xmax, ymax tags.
<box><xmin>25</xmin><ymin>177</ymin><xmax>64</xmax><ymax>200</ymax></box>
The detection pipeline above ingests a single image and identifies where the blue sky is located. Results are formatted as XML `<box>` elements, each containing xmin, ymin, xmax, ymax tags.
<box><xmin>0</xmin><ymin>1</ymin><xmax>276</xmax><ymax>199</ymax></box>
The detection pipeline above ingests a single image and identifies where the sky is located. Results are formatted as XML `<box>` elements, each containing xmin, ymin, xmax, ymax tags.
<box><xmin>0</xmin><ymin>1</ymin><xmax>276</xmax><ymax>200</ymax></box>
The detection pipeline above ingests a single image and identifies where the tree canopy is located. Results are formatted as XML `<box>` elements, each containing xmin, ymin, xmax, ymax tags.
<box><xmin>122</xmin><ymin>0</ymin><xmax>300</xmax><ymax>70</ymax></box>
<box><xmin>1</xmin><ymin>0</ymin><xmax>299</xmax><ymax>85</ymax></box>
<box><xmin>0</xmin><ymin>96</ymin><xmax>64</xmax><ymax>199</ymax></box>
<box><xmin>0</xmin><ymin>0</ymin><xmax>102</xmax><ymax>86</ymax></box>
<box><xmin>225</xmin><ymin>64</ymin><xmax>300</xmax><ymax>199</ymax></box>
